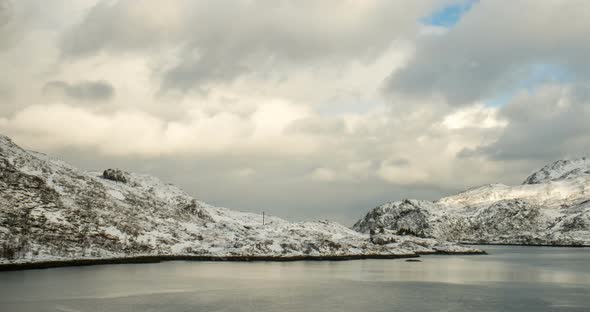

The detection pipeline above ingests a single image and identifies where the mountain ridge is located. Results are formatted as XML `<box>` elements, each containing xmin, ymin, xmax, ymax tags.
<box><xmin>354</xmin><ymin>157</ymin><xmax>590</xmax><ymax>246</ymax></box>
<box><xmin>522</xmin><ymin>158</ymin><xmax>590</xmax><ymax>184</ymax></box>
<box><xmin>0</xmin><ymin>134</ymin><xmax>479</xmax><ymax>267</ymax></box>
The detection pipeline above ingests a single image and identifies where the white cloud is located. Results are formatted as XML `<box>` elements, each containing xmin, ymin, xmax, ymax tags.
<box><xmin>442</xmin><ymin>104</ymin><xmax>507</xmax><ymax>129</ymax></box>
<box><xmin>0</xmin><ymin>99</ymin><xmax>316</xmax><ymax>157</ymax></box>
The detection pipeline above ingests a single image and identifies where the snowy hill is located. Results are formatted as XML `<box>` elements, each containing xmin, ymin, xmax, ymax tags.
<box><xmin>522</xmin><ymin>158</ymin><xmax>590</xmax><ymax>184</ymax></box>
<box><xmin>354</xmin><ymin>159</ymin><xmax>590</xmax><ymax>246</ymax></box>
<box><xmin>0</xmin><ymin>135</ymin><xmax>479</xmax><ymax>266</ymax></box>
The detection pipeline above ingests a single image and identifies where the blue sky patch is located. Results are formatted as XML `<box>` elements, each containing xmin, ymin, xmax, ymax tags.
<box><xmin>423</xmin><ymin>0</ymin><xmax>478</xmax><ymax>28</ymax></box>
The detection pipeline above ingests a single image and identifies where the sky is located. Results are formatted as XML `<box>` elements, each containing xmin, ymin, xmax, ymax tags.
<box><xmin>1</xmin><ymin>0</ymin><xmax>590</xmax><ymax>225</ymax></box>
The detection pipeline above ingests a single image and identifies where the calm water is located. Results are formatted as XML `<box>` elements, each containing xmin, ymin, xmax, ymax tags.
<box><xmin>0</xmin><ymin>246</ymin><xmax>589</xmax><ymax>311</ymax></box>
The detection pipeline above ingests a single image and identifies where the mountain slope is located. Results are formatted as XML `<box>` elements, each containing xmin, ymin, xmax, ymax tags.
<box><xmin>522</xmin><ymin>158</ymin><xmax>590</xmax><ymax>184</ymax></box>
<box><xmin>0</xmin><ymin>135</ymin><xmax>479</xmax><ymax>265</ymax></box>
<box><xmin>354</xmin><ymin>160</ymin><xmax>590</xmax><ymax>245</ymax></box>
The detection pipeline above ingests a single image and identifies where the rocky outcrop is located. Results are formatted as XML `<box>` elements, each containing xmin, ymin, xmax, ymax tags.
<box><xmin>355</xmin><ymin>200</ymin><xmax>435</xmax><ymax>237</ymax></box>
<box><xmin>369</xmin><ymin>229</ymin><xmax>478</xmax><ymax>254</ymax></box>
<box><xmin>354</xmin><ymin>159</ymin><xmax>590</xmax><ymax>246</ymax></box>
<box><xmin>102</xmin><ymin>169</ymin><xmax>128</xmax><ymax>183</ymax></box>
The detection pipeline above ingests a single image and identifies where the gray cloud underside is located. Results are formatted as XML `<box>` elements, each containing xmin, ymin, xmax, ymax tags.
<box><xmin>43</xmin><ymin>80</ymin><xmax>115</xmax><ymax>102</ymax></box>
<box><xmin>60</xmin><ymin>0</ymin><xmax>438</xmax><ymax>91</ymax></box>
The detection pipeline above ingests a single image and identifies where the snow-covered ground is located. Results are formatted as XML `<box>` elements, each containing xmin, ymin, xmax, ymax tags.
<box><xmin>354</xmin><ymin>159</ymin><xmax>590</xmax><ymax>246</ymax></box>
<box><xmin>0</xmin><ymin>134</ymin><xmax>480</xmax><ymax>265</ymax></box>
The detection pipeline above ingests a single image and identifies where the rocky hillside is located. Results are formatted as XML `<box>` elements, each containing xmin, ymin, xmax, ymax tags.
<box><xmin>522</xmin><ymin>158</ymin><xmax>590</xmax><ymax>184</ymax></box>
<box><xmin>0</xmin><ymin>135</ymin><xmax>479</xmax><ymax>265</ymax></box>
<box><xmin>354</xmin><ymin>160</ymin><xmax>590</xmax><ymax>246</ymax></box>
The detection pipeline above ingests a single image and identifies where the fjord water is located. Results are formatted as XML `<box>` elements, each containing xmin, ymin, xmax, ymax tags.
<box><xmin>0</xmin><ymin>246</ymin><xmax>589</xmax><ymax>312</ymax></box>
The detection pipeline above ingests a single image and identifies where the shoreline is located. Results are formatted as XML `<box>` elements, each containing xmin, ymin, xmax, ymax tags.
<box><xmin>461</xmin><ymin>242</ymin><xmax>590</xmax><ymax>248</ymax></box>
<box><xmin>4</xmin><ymin>243</ymin><xmax>589</xmax><ymax>272</ymax></box>
<box><xmin>0</xmin><ymin>250</ymin><xmax>485</xmax><ymax>272</ymax></box>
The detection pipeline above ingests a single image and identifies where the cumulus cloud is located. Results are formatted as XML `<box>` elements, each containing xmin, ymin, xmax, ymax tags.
<box><xmin>460</xmin><ymin>84</ymin><xmax>590</xmax><ymax>162</ymax></box>
<box><xmin>60</xmin><ymin>0</ymin><xmax>440</xmax><ymax>91</ymax></box>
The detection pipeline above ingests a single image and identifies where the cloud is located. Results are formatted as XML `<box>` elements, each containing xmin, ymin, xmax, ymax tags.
<box><xmin>442</xmin><ymin>103</ymin><xmax>506</xmax><ymax>129</ymax></box>
<box><xmin>0</xmin><ymin>95</ymin><xmax>510</xmax><ymax>190</ymax></box>
<box><xmin>0</xmin><ymin>83</ymin><xmax>11</xmax><ymax>100</ymax></box>
<box><xmin>0</xmin><ymin>0</ymin><xmax>98</xmax><ymax>50</ymax></box>
<box><xmin>3</xmin><ymin>0</ymin><xmax>590</xmax><ymax>224</ymax></box>
<box><xmin>385</xmin><ymin>0</ymin><xmax>590</xmax><ymax>105</ymax></box>
<box><xmin>0</xmin><ymin>0</ymin><xmax>12</xmax><ymax>27</ymax></box>
<box><xmin>60</xmin><ymin>0</ymin><xmax>440</xmax><ymax>91</ymax></box>
<box><xmin>43</xmin><ymin>80</ymin><xmax>115</xmax><ymax>102</ymax></box>
<box><xmin>378</xmin><ymin>161</ymin><xmax>429</xmax><ymax>185</ymax></box>
<box><xmin>309</xmin><ymin>161</ymin><xmax>374</xmax><ymax>183</ymax></box>
<box><xmin>285</xmin><ymin>116</ymin><xmax>346</xmax><ymax>136</ymax></box>
<box><xmin>460</xmin><ymin>84</ymin><xmax>590</xmax><ymax>162</ymax></box>
<box><xmin>233</xmin><ymin>167</ymin><xmax>256</xmax><ymax>179</ymax></box>
<box><xmin>0</xmin><ymin>99</ymin><xmax>316</xmax><ymax>157</ymax></box>
<box><xmin>310</xmin><ymin>168</ymin><xmax>337</xmax><ymax>182</ymax></box>
<box><xmin>0</xmin><ymin>0</ymin><xmax>24</xmax><ymax>51</ymax></box>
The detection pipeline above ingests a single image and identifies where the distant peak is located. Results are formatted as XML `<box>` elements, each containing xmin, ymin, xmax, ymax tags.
<box><xmin>523</xmin><ymin>158</ymin><xmax>590</xmax><ymax>184</ymax></box>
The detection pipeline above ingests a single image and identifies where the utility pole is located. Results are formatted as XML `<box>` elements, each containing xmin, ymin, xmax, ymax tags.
<box><xmin>262</xmin><ymin>211</ymin><xmax>265</xmax><ymax>226</ymax></box>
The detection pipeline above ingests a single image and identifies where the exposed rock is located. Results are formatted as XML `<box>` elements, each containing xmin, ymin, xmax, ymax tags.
<box><xmin>355</xmin><ymin>199</ymin><xmax>434</xmax><ymax>237</ymax></box>
<box><xmin>102</xmin><ymin>169</ymin><xmax>128</xmax><ymax>183</ymax></box>
<box><xmin>183</xmin><ymin>199</ymin><xmax>213</xmax><ymax>221</ymax></box>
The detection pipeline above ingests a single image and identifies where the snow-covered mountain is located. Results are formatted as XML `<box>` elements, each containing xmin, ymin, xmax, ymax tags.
<box><xmin>522</xmin><ymin>158</ymin><xmax>590</xmax><ymax>184</ymax></box>
<box><xmin>354</xmin><ymin>159</ymin><xmax>590</xmax><ymax>246</ymax></box>
<box><xmin>0</xmin><ymin>135</ymin><xmax>479</xmax><ymax>266</ymax></box>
